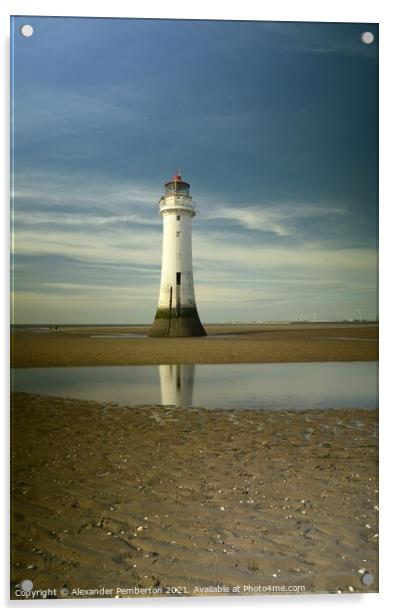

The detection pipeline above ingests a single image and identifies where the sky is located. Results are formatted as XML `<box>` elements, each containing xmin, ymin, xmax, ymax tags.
<box><xmin>11</xmin><ymin>17</ymin><xmax>378</xmax><ymax>324</ymax></box>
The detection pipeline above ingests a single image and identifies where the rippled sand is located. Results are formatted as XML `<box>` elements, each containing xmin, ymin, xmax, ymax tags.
<box><xmin>11</xmin><ymin>393</ymin><xmax>378</xmax><ymax>598</ymax></box>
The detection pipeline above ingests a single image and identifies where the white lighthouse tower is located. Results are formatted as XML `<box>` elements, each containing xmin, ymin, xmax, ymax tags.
<box><xmin>149</xmin><ymin>172</ymin><xmax>206</xmax><ymax>337</ymax></box>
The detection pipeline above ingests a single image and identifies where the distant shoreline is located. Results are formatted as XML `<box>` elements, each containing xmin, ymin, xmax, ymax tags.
<box><xmin>11</xmin><ymin>321</ymin><xmax>379</xmax><ymax>328</ymax></box>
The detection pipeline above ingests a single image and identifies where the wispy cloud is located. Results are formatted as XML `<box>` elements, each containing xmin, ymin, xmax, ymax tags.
<box><xmin>264</xmin><ymin>22</ymin><xmax>378</xmax><ymax>59</ymax></box>
<box><xmin>12</xmin><ymin>171</ymin><xmax>160</xmax><ymax>209</ymax></box>
<box><xmin>14</xmin><ymin>87</ymin><xmax>148</xmax><ymax>148</ymax></box>
<box><xmin>203</xmin><ymin>202</ymin><xmax>346</xmax><ymax>236</ymax></box>
<box><xmin>12</xmin><ymin>210</ymin><xmax>161</xmax><ymax>229</ymax></box>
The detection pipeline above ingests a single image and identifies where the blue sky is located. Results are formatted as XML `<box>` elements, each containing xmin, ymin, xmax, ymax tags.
<box><xmin>11</xmin><ymin>17</ymin><xmax>378</xmax><ymax>323</ymax></box>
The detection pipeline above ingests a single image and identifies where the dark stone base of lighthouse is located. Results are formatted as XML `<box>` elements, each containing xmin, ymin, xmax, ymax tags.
<box><xmin>148</xmin><ymin>306</ymin><xmax>207</xmax><ymax>337</ymax></box>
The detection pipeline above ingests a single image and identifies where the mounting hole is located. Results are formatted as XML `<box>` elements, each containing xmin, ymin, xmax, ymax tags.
<box><xmin>20</xmin><ymin>579</ymin><xmax>33</xmax><ymax>591</ymax></box>
<box><xmin>20</xmin><ymin>24</ymin><xmax>34</xmax><ymax>38</ymax></box>
<box><xmin>361</xmin><ymin>572</ymin><xmax>374</xmax><ymax>586</ymax></box>
<box><xmin>361</xmin><ymin>31</ymin><xmax>374</xmax><ymax>45</ymax></box>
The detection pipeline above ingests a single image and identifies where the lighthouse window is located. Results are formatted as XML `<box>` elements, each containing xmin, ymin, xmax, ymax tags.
<box><xmin>165</xmin><ymin>182</ymin><xmax>176</xmax><ymax>193</ymax></box>
<box><xmin>176</xmin><ymin>272</ymin><xmax>181</xmax><ymax>285</ymax></box>
<box><xmin>176</xmin><ymin>231</ymin><xmax>180</xmax><ymax>237</ymax></box>
<box><xmin>176</xmin><ymin>215</ymin><xmax>180</xmax><ymax>221</ymax></box>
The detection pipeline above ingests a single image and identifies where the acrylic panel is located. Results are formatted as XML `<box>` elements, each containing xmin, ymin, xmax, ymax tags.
<box><xmin>10</xmin><ymin>16</ymin><xmax>378</xmax><ymax>600</ymax></box>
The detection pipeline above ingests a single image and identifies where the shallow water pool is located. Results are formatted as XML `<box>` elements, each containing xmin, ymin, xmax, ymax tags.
<box><xmin>11</xmin><ymin>362</ymin><xmax>378</xmax><ymax>410</ymax></box>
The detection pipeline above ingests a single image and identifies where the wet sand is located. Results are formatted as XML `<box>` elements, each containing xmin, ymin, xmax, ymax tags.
<box><xmin>11</xmin><ymin>323</ymin><xmax>378</xmax><ymax>368</ymax></box>
<box><xmin>11</xmin><ymin>393</ymin><xmax>378</xmax><ymax>598</ymax></box>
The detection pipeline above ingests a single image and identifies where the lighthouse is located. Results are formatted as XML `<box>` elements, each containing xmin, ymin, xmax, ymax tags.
<box><xmin>149</xmin><ymin>173</ymin><xmax>206</xmax><ymax>337</ymax></box>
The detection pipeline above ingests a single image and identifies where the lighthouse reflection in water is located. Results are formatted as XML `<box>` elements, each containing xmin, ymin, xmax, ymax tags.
<box><xmin>12</xmin><ymin>362</ymin><xmax>377</xmax><ymax>410</ymax></box>
<box><xmin>159</xmin><ymin>364</ymin><xmax>195</xmax><ymax>406</ymax></box>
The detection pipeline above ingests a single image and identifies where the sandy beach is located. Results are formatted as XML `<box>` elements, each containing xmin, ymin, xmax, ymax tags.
<box><xmin>11</xmin><ymin>392</ymin><xmax>378</xmax><ymax>598</ymax></box>
<box><xmin>10</xmin><ymin>323</ymin><xmax>379</xmax><ymax>599</ymax></box>
<box><xmin>11</xmin><ymin>323</ymin><xmax>378</xmax><ymax>368</ymax></box>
